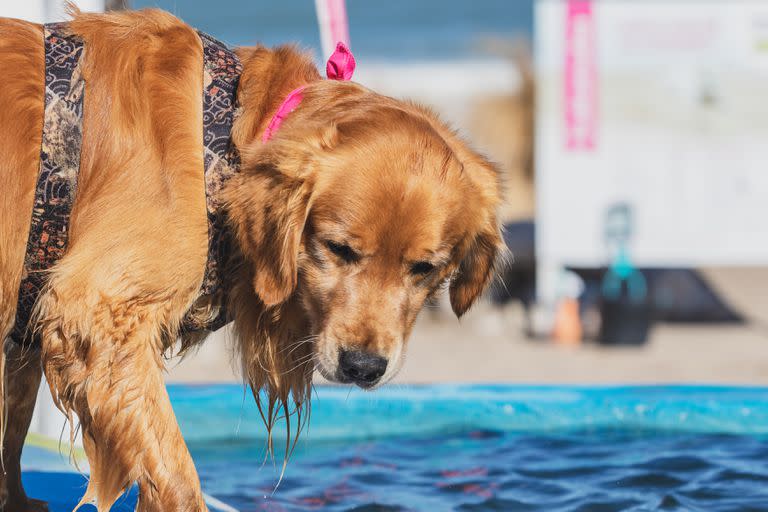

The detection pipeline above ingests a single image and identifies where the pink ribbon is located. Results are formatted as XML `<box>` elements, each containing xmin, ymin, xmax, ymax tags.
<box><xmin>262</xmin><ymin>42</ymin><xmax>356</xmax><ymax>142</ymax></box>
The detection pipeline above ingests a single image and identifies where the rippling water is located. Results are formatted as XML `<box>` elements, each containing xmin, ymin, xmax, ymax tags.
<box><xmin>167</xmin><ymin>385</ymin><xmax>768</xmax><ymax>512</ymax></box>
<box><xmin>22</xmin><ymin>386</ymin><xmax>768</xmax><ymax>511</ymax></box>
<box><xmin>191</xmin><ymin>429</ymin><xmax>768</xmax><ymax>511</ymax></box>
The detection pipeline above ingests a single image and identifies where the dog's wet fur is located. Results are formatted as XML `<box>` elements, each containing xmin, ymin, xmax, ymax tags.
<box><xmin>0</xmin><ymin>8</ymin><xmax>502</xmax><ymax>511</ymax></box>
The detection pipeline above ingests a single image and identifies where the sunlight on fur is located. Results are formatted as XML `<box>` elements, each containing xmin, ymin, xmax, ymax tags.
<box><xmin>0</xmin><ymin>6</ymin><xmax>503</xmax><ymax>511</ymax></box>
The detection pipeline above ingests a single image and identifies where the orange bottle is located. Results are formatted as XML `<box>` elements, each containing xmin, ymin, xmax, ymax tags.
<box><xmin>552</xmin><ymin>296</ymin><xmax>582</xmax><ymax>346</ymax></box>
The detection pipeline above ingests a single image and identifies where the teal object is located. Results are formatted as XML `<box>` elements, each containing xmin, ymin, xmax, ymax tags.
<box><xmin>601</xmin><ymin>203</ymin><xmax>648</xmax><ymax>303</ymax></box>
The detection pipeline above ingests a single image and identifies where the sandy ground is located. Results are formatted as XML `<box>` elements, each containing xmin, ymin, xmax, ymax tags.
<box><xmin>165</xmin><ymin>267</ymin><xmax>768</xmax><ymax>386</ymax></box>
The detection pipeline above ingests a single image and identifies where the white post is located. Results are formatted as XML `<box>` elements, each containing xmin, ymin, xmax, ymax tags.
<box><xmin>314</xmin><ymin>0</ymin><xmax>350</xmax><ymax>60</ymax></box>
<box><xmin>0</xmin><ymin>0</ymin><xmax>105</xmax><ymax>23</ymax></box>
<box><xmin>0</xmin><ymin>1</ymin><xmax>46</xmax><ymax>22</ymax></box>
<box><xmin>46</xmin><ymin>0</ymin><xmax>106</xmax><ymax>22</ymax></box>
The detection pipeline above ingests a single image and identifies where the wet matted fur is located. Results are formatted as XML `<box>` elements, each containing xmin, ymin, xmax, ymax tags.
<box><xmin>0</xmin><ymin>8</ymin><xmax>503</xmax><ymax>512</ymax></box>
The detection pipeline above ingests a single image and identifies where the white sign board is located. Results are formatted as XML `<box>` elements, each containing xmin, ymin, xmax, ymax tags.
<box><xmin>536</xmin><ymin>0</ymin><xmax>768</xmax><ymax>299</ymax></box>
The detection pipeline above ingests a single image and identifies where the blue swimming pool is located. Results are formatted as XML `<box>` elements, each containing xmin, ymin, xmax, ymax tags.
<box><xmin>23</xmin><ymin>385</ymin><xmax>768</xmax><ymax>511</ymax></box>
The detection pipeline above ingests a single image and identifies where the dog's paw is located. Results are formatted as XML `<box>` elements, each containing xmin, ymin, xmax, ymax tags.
<box><xmin>26</xmin><ymin>498</ymin><xmax>49</xmax><ymax>512</ymax></box>
<box><xmin>2</xmin><ymin>497</ymin><xmax>49</xmax><ymax>512</ymax></box>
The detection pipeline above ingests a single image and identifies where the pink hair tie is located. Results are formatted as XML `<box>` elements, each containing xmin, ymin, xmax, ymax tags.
<box><xmin>262</xmin><ymin>42</ymin><xmax>356</xmax><ymax>142</ymax></box>
<box><xmin>326</xmin><ymin>42</ymin><xmax>356</xmax><ymax>80</ymax></box>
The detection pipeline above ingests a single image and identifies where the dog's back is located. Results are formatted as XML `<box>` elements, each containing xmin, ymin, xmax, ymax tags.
<box><xmin>0</xmin><ymin>10</ymin><xmax>214</xmax><ymax>342</ymax></box>
<box><xmin>0</xmin><ymin>18</ymin><xmax>45</xmax><ymax>337</ymax></box>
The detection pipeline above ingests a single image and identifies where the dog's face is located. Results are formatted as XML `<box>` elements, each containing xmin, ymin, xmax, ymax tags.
<box><xmin>228</xmin><ymin>83</ymin><xmax>502</xmax><ymax>389</ymax></box>
<box><xmin>303</xmin><ymin>127</ymin><xmax>482</xmax><ymax>387</ymax></box>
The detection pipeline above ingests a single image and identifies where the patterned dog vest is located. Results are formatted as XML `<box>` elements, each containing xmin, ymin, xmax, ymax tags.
<box><xmin>11</xmin><ymin>24</ymin><xmax>242</xmax><ymax>345</ymax></box>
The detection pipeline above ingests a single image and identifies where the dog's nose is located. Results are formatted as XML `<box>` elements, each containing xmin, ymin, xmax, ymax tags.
<box><xmin>339</xmin><ymin>349</ymin><xmax>388</xmax><ymax>386</ymax></box>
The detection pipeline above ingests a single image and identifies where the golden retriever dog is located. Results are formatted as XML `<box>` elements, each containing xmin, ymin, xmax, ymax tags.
<box><xmin>0</xmin><ymin>7</ymin><xmax>502</xmax><ymax>512</ymax></box>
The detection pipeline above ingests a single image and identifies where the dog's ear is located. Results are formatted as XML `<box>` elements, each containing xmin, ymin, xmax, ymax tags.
<box><xmin>225</xmin><ymin>159</ymin><xmax>314</xmax><ymax>307</ymax></box>
<box><xmin>448</xmin><ymin>158</ymin><xmax>504</xmax><ymax>318</ymax></box>
<box><xmin>449</xmin><ymin>225</ymin><xmax>503</xmax><ymax>317</ymax></box>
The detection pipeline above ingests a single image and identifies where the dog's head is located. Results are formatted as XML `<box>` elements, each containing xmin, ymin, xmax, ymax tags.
<box><xmin>227</xmin><ymin>80</ymin><xmax>502</xmax><ymax>393</ymax></box>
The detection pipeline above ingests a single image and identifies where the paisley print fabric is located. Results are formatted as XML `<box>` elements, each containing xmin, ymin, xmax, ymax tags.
<box><xmin>180</xmin><ymin>32</ymin><xmax>242</xmax><ymax>333</ymax></box>
<box><xmin>12</xmin><ymin>24</ymin><xmax>85</xmax><ymax>345</ymax></box>
<box><xmin>12</xmin><ymin>27</ymin><xmax>242</xmax><ymax>345</ymax></box>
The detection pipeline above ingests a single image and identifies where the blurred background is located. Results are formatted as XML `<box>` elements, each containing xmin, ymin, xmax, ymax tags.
<box><xmin>10</xmin><ymin>0</ymin><xmax>768</xmax><ymax>387</ymax></box>
<box><xmin>155</xmin><ymin>0</ymin><xmax>767</xmax><ymax>386</ymax></box>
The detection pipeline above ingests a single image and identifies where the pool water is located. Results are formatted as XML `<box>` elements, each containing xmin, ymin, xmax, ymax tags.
<box><xmin>174</xmin><ymin>386</ymin><xmax>768</xmax><ymax>511</ymax></box>
<box><xmin>192</xmin><ymin>429</ymin><xmax>768</xmax><ymax>511</ymax></box>
<box><xmin>23</xmin><ymin>385</ymin><xmax>768</xmax><ymax>511</ymax></box>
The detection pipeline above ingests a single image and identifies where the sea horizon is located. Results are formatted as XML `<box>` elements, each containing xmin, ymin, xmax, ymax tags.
<box><xmin>132</xmin><ymin>0</ymin><xmax>533</xmax><ymax>61</ymax></box>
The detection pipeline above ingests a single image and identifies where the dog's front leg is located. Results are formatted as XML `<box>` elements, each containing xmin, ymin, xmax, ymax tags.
<box><xmin>38</xmin><ymin>295</ymin><xmax>207</xmax><ymax>512</ymax></box>
<box><xmin>0</xmin><ymin>340</ymin><xmax>47</xmax><ymax>512</ymax></box>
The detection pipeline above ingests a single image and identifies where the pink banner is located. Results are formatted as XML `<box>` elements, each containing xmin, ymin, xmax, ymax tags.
<box><xmin>564</xmin><ymin>0</ymin><xmax>598</xmax><ymax>151</ymax></box>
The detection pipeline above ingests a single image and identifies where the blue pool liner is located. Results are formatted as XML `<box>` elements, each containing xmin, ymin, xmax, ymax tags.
<box><xmin>21</xmin><ymin>465</ymin><xmax>137</xmax><ymax>511</ymax></box>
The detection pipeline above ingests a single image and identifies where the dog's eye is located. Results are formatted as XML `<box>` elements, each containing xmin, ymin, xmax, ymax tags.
<box><xmin>325</xmin><ymin>240</ymin><xmax>359</xmax><ymax>263</ymax></box>
<box><xmin>410</xmin><ymin>261</ymin><xmax>435</xmax><ymax>276</ymax></box>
